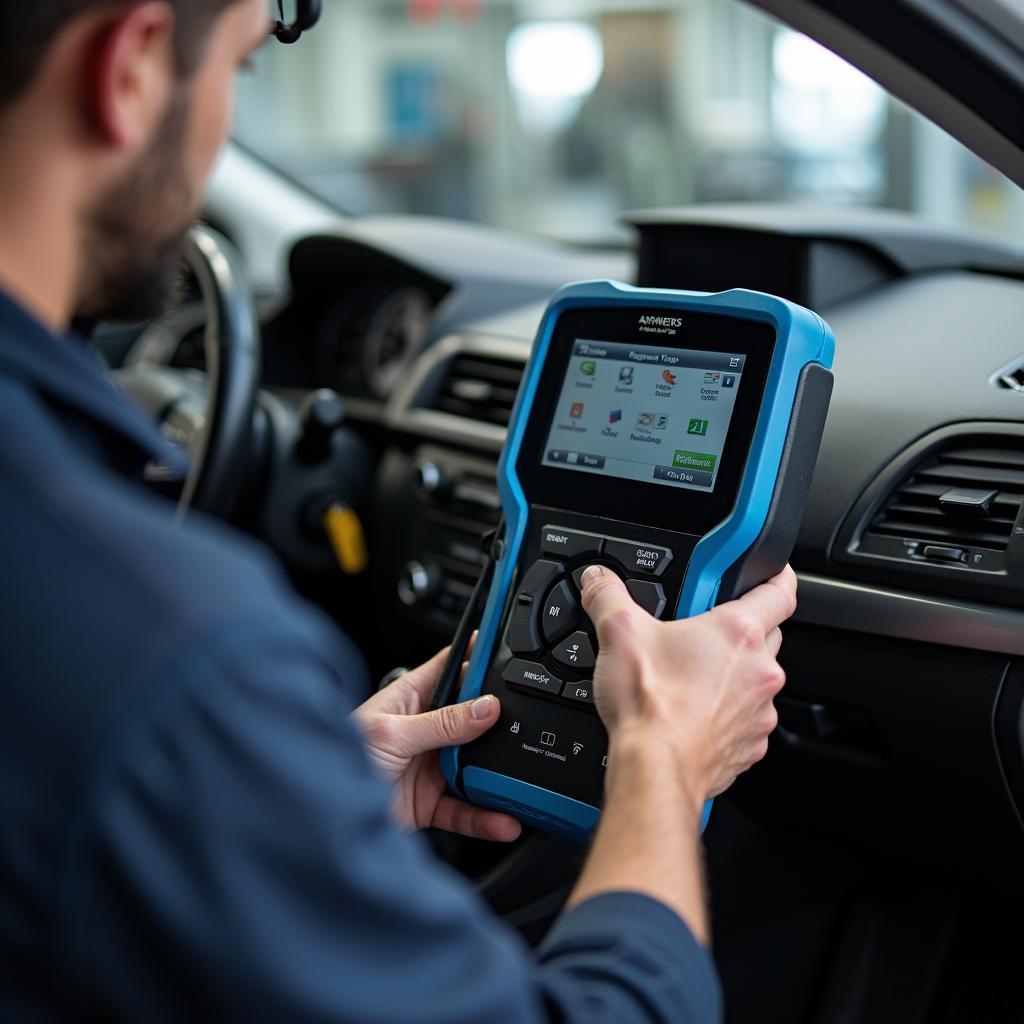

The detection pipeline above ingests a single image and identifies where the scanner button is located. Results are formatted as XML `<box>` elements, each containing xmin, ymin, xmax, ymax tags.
<box><xmin>540</xmin><ymin>526</ymin><xmax>604</xmax><ymax>559</ymax></box>
<box><xmin>571</xmin><ymin>564</ymin><xmax>623</xmax><ymax>594</ymax></box>
<box><xmin>552</xmin><ymin>631</ymin><xmax>596</xmax><ymax>672</ymax></box>
<box><xmin>562</xmin><ymin>680</ymin><xmax>594</xmax><ymax>705</ymax></box>
<box><xmin>503</xmin><ymin>658</ymin><xmax>562</xmax><ymax>695</ymax></box>
<box><xmin>516</xmin><ymin>559</ymin><xmax>564</xmax><ymax>603</ymax></box>
<box><xmin>507</xmin><ymin>603</ymin><xmax>541</xmax><ymax>656</ymax></box>
<box><xmin>605</xmin><ymin>539</ymin><xmax>673</xmax><ymax>577</ymax></box>
<box><xmin>541</xmin><ymin>581</ymin><xmax>580</xmax><ymax>646</ymax></box>
<box><xmin>626</xmin><ymin>579</ymin><xmax>668</xmax><ymax>618</ymax></box>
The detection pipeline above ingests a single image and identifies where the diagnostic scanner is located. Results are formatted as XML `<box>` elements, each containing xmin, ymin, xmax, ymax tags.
<box><xmin>440</xmin><ymin>281</ymin><xmax>835</xmax><ymax>842</ymax></box>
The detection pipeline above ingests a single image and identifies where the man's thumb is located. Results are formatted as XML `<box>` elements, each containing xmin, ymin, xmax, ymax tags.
<box><xmin>579</xmin><ymin>565</ymin><xmax>639</xmax><ymax>646</ymax></box>
<box><xmin>401</xmin><ymin>694</ymin><xmax>501</xmax><ymax>755</ymax></box>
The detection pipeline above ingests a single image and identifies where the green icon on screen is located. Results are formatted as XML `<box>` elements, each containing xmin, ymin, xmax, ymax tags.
<box><xmin>673</xmin><ymin>450</ymin><xmax>716</xmax><ymax>473</ymax></box>
<box><xmin>687</xmin><ymin>419</ymin><xmax>709</xmax><ymax>437</ymax></box>
<box><xmin>580</xmin><ymin>361</ymin><xmax>596</xmax><ymax>376</ymax></box>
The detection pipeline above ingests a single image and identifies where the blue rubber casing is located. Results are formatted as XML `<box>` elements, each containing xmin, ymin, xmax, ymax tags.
<box><xmin>442</xmin><ymin>281</ymin><xmax>835</xmax><ymax>842</ymax></box>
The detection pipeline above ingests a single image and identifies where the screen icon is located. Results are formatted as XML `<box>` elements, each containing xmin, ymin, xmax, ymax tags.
<box><xmin>687</xmin><ymin>418</ymin><xmax>709</xmax><ymax>437</ymax></box>
<box><xmin>661</xmin><ymin>369</ymin><xmax>678</xmax><ymax>386</ymax></box>
<box><xmin>703</xmin><ymin>371</ymin><xmax>721</xmax><ymax>386</ymax></box>
<box><xmin>636</xmin><ymin>411</ymin><xmax>654</xmax><ymax>428</ymax></box>
<box><xmin>609</xmin><ymin>409</ymin><xmax>622</xmax><ymax>424</ymax></box>
<box><xmin>540</xmin><ymin>731</ymin><xmax>556</xmax><ymax>747</ymax></box>
<box><xmin>656</xmin><ymin>414</ymin><xmax>670</xmax><ymax>429</ymax></box>
<box><xmin>580</xmin><ymin>361</ymin><xmax>596</xmax><ymax>376</ymax></box>
<box><xmin>619</xmin><ymin>366</ymin><xmax>634</xmax><ymax>385</ymax></box>
<box><xmin>729</xmin><ymin>356</ymin><xmax>741</xmax><ymax>368</ymax></box>
<box><xmin>570</xmin><ymin>402</ymin><xmax>585</xmax><ymax>419</ymax></box>
<box><xmin>723</xmin><ymin>375</ymin><xmax>736</xmax><ymax>388</ymax></box>
<box><xmin>673</xmin><ymin>450</ymin><xmax>717</xmax><ymax>473</ymax></box>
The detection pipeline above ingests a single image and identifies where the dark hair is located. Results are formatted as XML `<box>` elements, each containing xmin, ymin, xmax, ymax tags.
<box><xmin>0</xmin><ymin>0</ymin><xmax>242</xmax><ymax>109</ymax></box>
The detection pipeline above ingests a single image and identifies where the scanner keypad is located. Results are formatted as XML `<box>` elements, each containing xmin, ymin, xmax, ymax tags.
<box><xmin>504</xmin><ymin>525</ymin><xmax>676</xmax><ymax>711</ymax></box>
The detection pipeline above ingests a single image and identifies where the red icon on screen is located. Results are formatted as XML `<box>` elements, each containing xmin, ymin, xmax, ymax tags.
<box><xmin>570</xmin><ymin>402</ymin><xmax>585</xmax><ymax>419</ymax></box>
<box><xmin>662</xmin><ymin>369</ymin><xmax>678</xmax><ymax>386</ymax></box>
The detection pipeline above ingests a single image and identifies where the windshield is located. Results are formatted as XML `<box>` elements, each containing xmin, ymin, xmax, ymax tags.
<box><xmin>235</xmin><ymin>0</ymin><xmax>1024</xmax><ymax>248</ymax></box>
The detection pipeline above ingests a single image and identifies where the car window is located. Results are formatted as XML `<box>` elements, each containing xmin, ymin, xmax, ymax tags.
<box><xmin>235</xmin><ymin>0</ymin><xmax>1024</xmax><ymax>247</ymax></box>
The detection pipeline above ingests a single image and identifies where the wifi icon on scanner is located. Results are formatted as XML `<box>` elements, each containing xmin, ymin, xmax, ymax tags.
<box><xmin>572</xmin><ymin>742</ymin><xmax>584</xmax><ymax>756</ymax></box>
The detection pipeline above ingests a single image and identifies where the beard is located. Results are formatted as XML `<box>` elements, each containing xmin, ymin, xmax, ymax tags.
<box><xmin>77</xmin><ymin>87</ymin><xmax>197</xmax><ymax>323</ymax></box>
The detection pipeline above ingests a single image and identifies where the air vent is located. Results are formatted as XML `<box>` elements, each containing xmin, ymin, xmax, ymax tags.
<box><xmin>432</xmin><ymin>353</ymin><xmax>524</xmax><ymax>428</ymax></box>
<box><xmin>994</xmin><ymin>356</ymin><xmax>1024</xmax><ymax>391</ymax></box>
<box><xmin>859</xmin><ymin>444</ymin><xmax>1024</xmax><ymax>569</ymax></box>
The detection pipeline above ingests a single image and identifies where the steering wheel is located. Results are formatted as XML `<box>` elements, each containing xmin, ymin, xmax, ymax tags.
<box><xmin>118</xmin><ymin>225</ymin><xmax>261</xmax><ymax>519</ymax></box>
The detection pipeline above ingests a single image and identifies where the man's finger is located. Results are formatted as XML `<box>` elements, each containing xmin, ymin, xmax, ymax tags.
<box><xmin>766</xmin><ymin>627</ymin><xmax>783</xmax><ymax>657</ymax></box>
<box><xmin>730</xmin><ymin>566</ymin><xmax>798</xmax><ymax>633</ymax></box>
<box><xmin>432</xmin><ymin>795</ymin><xmax>522</xmax><ymax>842</ymax></box>
<box><xmin>579</xmin><ymin>566</ymin><xmax>643</xmax><ymax>648</ymax></box>
<box><xmin>393</xmin><ymin>694</ymin><xmax>501</xmax><ymax>756</ymax></box>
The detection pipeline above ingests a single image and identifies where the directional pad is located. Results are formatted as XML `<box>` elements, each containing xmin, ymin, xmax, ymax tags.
<box><xmin>541</xmin><ymin>581</ymin><xmax>580</xmax><ymax>646</ymax></box>
<box><xmin>552</xmin><ymin>630</ymin><xmax>596</xmax><ymax>672</ymax></box>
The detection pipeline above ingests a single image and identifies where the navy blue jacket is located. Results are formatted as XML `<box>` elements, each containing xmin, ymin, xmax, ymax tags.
<box><xmin>0</xmin><ymin>291</ymin><xmax>722</xmax><ymax>1023</ymax></box>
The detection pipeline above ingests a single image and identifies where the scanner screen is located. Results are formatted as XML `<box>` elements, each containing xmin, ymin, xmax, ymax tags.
<box><xmin>540</xmin><ymin>338</ymin><xmax>746</xmax><ymax>493</ymax></box>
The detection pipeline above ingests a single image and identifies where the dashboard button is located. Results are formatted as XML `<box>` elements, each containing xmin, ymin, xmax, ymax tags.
<box><xmin>503</xmin><ymin>658</ymin><xmax>562</xmax><ymax>695</ymax></box>
<box><xmin>922</xmin><ymin>544</ymin><xmax>966</xmax><ymax>564</ymax></box>
<box><xmin>540</xmin><ymin>526</ymin><xmax>604</xmax><ymax>560</ymax></box>
<box><xmin>605</xmin><ymin>538</ymin><xmax>673</xmax><ymax>576</ymax></box>
<box><xmin>562</xmin><ymin>681</ymin><xmax>595</xmax><ymax>705</ymax></box>
<box><xmin>516</xmin><ymin>559</ymin><xmax>564</xmax><ymax>603</ymax></box>
<box><xmin>541</xmin><ymin>580</ymin><xmax>580</xmax><ymax>646</ymax></box>
<box><xmin>626</xmin><ymin>579</ymin><xmax>667</xmax><ymax>618</ymax></box>
<box><xmin>552</xmin><ymin>631</ymin><xmax>596</xmax><ymax>672</ymax></box>
<box><xmin>507</xmin><ymin>602</ymin><xmax>540</xmax><ymax>656</ymax></box>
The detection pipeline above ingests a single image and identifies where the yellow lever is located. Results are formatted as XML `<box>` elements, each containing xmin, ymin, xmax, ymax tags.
<box><xmin>323</xmin><ymin>502</ymin><xmax>369</xmax><ymax>575</ymax></box>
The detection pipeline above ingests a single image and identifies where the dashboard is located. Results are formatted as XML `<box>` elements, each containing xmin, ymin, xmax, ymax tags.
<box><xmin>342</xmin><ymin>207</ymin><xmax>1024</xmax><ymax>874</ymax></box>
<box><xmin>139</xmin><ymin>204</ymin><xmax>1024</xmax><ymax>879</ymax></box>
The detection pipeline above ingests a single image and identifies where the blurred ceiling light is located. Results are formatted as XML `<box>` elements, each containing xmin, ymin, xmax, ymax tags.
<box><xmin>507</xmin><ymin>21</ymin><xmax>604</xmax><ymax>132</ymax></box>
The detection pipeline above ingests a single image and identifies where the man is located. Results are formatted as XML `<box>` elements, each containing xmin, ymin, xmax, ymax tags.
<box><xmin>0</xmin><ymin>2</ymin><xmax>794</xmax><ymax>1021</ymax></box>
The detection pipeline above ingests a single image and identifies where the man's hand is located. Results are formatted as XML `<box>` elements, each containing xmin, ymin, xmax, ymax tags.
<box><xmin>581</xmin><ymin>564</ymin><xmax>796</xmax><ymax>809</ymax></box>
<box><xmin>353</xmin><ymin>648</ymin><xmax>522</xmax><ymax>843</ymax></box>
<box><xmin>568</xmin><ymin>566</ymin><xmax>797</xmax><ymax>942</ymax></box>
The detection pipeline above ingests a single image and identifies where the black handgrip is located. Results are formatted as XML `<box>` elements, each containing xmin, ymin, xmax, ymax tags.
<box><xmin>718</xmin><ymin>362</ymin><xmax>834</xmax><ymax>602</ymax></box>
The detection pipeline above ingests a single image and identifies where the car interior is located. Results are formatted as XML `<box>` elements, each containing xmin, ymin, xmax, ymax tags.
<box><xmin>93</xmin><ymin>1</ymin><xmax>1024</xmax><ymax>1020</ymax></box>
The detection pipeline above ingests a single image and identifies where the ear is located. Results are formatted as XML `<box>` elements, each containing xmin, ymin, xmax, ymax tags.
<box><xmin>90</xmin><ymin>2</ymin><xmax>178</xmax><ymax>149</ymax></box>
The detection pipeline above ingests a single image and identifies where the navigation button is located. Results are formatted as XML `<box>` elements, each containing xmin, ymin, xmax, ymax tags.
<box><xmin>542</xmin><ymin>580</ymin><xmax>580</xmax><ymax>646</ymax></box>
<box><xmin>562</xmin><ymin>680</ymin><xmax>594</xmax><ymax>705</ymax></box>
<box><xmin>503</xmin><ymin>658</ymin><xmax>563</xmax><ymax>695</ymax></box>
<box><xmin>516</xmin><ymin>559</ymin><xmax>564</xmax><ymax>603</ymax></box>
<box><xmin>626</xmin><ymin>579</ymin><xmax>667</xmax><ymax>617</ymax></box>
<box><xmin>653</xmin><ymin>465</ymin><xmax>714</xmax><ymax>488</ymax></box>
<box><xmin>540</xmin><ymin>526</ymin><xmax>604</xmax><ymax>559</ymax></box>
<box><xmin>605</xmin><ymin>539</ymin><xmax>673</xmax><ymax>577</ymax></box>
<box><xmin>507</xmin><ymin>602</ymin><xmax>540</xmax><ymax>656</ymax></box>
<box><xmin>552</xmin><ymin>631</ymin><xmax>596</xmax><ymax>672</ymax></box>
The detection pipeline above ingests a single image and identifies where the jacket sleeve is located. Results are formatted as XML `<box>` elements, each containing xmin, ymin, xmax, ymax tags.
<box><xmin>60</xmin><ymin>615</ymin><xmax>722</xmax><ymax>1024</ymax></box>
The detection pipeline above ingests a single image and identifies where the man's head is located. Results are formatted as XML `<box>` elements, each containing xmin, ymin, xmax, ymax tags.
<box><xmin>0</xmin><ymin>0</ymin><xmax>269</xmax><ymax>323</ymax></box>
